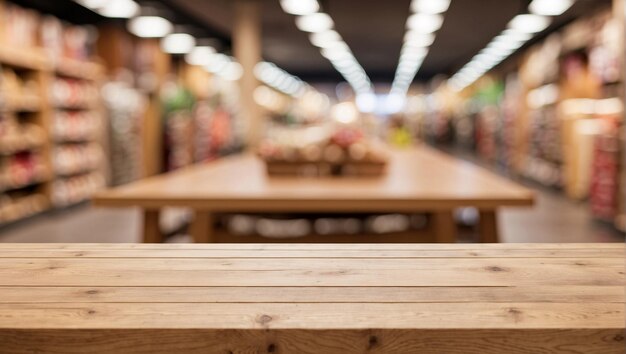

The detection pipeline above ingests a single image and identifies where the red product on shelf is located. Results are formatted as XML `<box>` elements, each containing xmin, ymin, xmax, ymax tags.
<box><xmin>589</xmin><ymin>133</ymin><xmax>620</xmax><ymax>221</ymax></box>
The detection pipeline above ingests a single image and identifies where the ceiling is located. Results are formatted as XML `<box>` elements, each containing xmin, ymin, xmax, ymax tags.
<box><xmin>167</xmin><ymin>0</ymin><xmax>610</xmax><ymax>85</ymax></box>
<box><xmin>13</xmin><ymin>0</ymin><xmax>613</xmax><ymax>85</ymax></box>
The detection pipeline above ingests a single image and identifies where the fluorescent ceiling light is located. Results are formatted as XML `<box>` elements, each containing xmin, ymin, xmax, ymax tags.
<box><xmin>489</xmin><ymin>38</ymin><xmax>524</xmax><ymax>51</ymax></box>
<box><xmin>205</xmin><ymin>53</ymin><xmax>230</xmax><ymax>73</ymax></box>
<box><xmin>76</xmin><ymin>0</ymin><xmax>107</xmax><ymax>9</ymax></box>
<box><xmin>185</xmin><ymin>46</ymin><xmax>216</xmax><ymax>66</ymax></box>
<box><xmin>97</xmin><ymin>0</ymin><xmax>138</xmax><ymax>18</ymax></box>
<box><xmin>500</xmin><ymin>29</ymin><xmax>533</xmax><ymax>42</ymax></box>
<box><xmin>221</xmin><ymin>62</ymin><xmax>243</xmax><ymax>81</ymax></box>
<box><xmin>331</xmin><ymin>58</ymin><xmax>358</xmax><ymax>68</ymax></box>
<box><xmin>161</xmin><ymin>33</ymin><xmax>196</xmax><ymax>54</ymax></box>
<box><xmin>296</xmin><ymin>13</ymin><xmax>334</xmax><ymax>32</ymax></box>
<box><xmin>404</xmin><ymin>31</ymin><xmax>436</xmax><ymax>46</ymax></box>
<box><xmin>280</xmin><ymin>0</ymin><xmax>319</xmax><ymax>16</ymax></box>
<box><xmin>321</xmin><ymin>47</ymin><xmax>352</xmax><ymax>61</ymax></box>
<box><xmin>508</xmin><ymin>14</ymin><xmax>551</xmax><ymax>33</ymax></box>
<box><xmin>309</xmin><ymin>30</ymin><xmax>341</xmax><ymax>47</ymax></box>
<box><xmin>128</xmin><ymin>16</ymin><xmax>173</xmax><ymax>38</ymax></box>
<box><xmin>411</xmin><ymin>0</ymin><xmax>451</xmax><ymax>14</ymax></box>
<box><xmin>402</xmin><ymin>46</ymin><xmax>428</xmax><ymax>56</ymax></box>
<box><xmin>356</xmin><ymin>93</ymin><xmax>377</xmax><ymax>113</ymax></box>
<box><xmin>529</xmin><ymin>0</ymin><xmax>574</xmax><ymax>16</ymax></box>
<box><xmin>406</xmin><ymin>13</ymin><xmax>444</xmax><ymax>33</ymax></box>
<box><xmin>384</xmin><ymin>94</ymin><xmax>407</xmax><ymax>114</ymax></box>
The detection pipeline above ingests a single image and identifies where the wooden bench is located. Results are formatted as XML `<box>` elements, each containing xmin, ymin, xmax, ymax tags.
<box><xmin>0</xmin><ymin>243</ymin><xmax>623</xmax><ymax>353</ymax></box>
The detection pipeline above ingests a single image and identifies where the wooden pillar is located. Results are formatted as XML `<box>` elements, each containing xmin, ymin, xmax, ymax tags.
<box><xmin>233</xmin><ymin>0</ymin><xmax>263</xmax><ymax>149</ymax></box>
<box><xmin>478</xmin><ymin>210</ymin><xmax>499</xmax><ymax>243</ymax></box>
<box><xmin>431</xmin><ymin>211</ymin><xmax>457</xmax><ymax>243</ymax></box>
<box><xmin>141</xmin><ymin>39</ymin><xmax>171</xmax><ymax>177</ymax></box>
<box><xmin>142</xmin><ymin>210</ymin><xmax>163</xmax><ymax>243</ymax></box>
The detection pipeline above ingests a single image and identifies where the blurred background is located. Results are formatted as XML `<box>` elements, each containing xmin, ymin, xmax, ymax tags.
<box><xmin>0</xmin><ymin>0</ymin><xmax>624</xmax><ymax>243</ymax></box>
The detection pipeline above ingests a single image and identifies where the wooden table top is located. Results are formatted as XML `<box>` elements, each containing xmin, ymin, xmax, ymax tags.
<box><xmin>94</xmin><ymin>147</ymin><xmax>535</xmax><ymax>211</ymax></box>
<box><xmin>0</xmin><ymin>243</ymin><xmax>622</xmax><ymax>353</ymax></box>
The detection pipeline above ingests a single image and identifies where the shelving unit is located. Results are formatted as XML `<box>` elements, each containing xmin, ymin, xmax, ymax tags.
<box><xmin>49</xmin><ymin>63</ymin><xmax>105</xmax><ymax>207</ymax></box>
<box><xmin>0</xmin><ymin>47</ymin><xmax>51</xmax><ymax>224</ymax></box>
<box><xmin>420</xmin><ymin>5</ymin><xmax>625</xmax><ymax>234</ymax></box>
<box><xmin>0</xmin><ymin>0</ymin><xmax>107</xmax><ymax>225</ymax></box>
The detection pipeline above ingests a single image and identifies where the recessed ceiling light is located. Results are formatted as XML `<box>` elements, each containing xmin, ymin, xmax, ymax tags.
<box><xmin>97</xmin><ymin>0</ymin><xmax>138</xmax><ymax>18</ymax></box>
<box><xmin>411</xmin><ymin>0</ymin><xmax>451</xmax><ymax>14</ymax></box>
<box><xmin>296</xmin><ymin>13</ymin><xmax>334</xmax><ymax>32</ymax></box>
<box><xmin>508</xmin><ymin>14</ymin><xmax>551</xmax><ymax>33</ymax></box>
<box><xmin>185</xmin><ymin>46</ymin><xmax>216</xmax><ymax>66</ymax></box>
<box><xmin>406</xmin><ymin>13</ymin><xmax>444</xmax><ymax>33</ymax></box>
<box><xmin>161</xmin><ymin>33</ymin><xmax>196</xmax><ymax>54</ymax></box>
<box><xmin>529</xmin><ymin>0</ymin><xmax>574</xmax><ymax>16</ymax></box>
<box><xmin>128</xmin><ymin>16</ymin><xmax>173</xmax><ymax>38</ymax></box>
<box><xmin>280</xmin><ymin>0</ymin><xmax>319</xmax><ymax>16</ymax></box>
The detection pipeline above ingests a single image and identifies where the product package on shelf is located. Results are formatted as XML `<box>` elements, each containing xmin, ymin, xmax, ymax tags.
<box><xmin>50</xmin><ymin>78</ymin><xmax>99</xmax><ymax>109</ymax></box>
<box><xmin>524</xmin><ymin>104</ymin><xmax>563</xmax><ymax>188</ymax></box>
<box><xmin>49</xmin><ymin>76</ymin><xmax>105</xmax><ymax>204</ymax></box>
<box><xmin>102</xmin><ymin>78</ymin><xmax>145</xmax><ymax>186</ymax></box>
<box><xmin>0</xmin><ymin>3</ymin><xmax>39</xmax><ymax>48</ymax></box>
<box><xmin>51</xmin><ymin>172</ymin><xmax>105</xmax><ymax>207</ymax></box>
<box><xmin>0</xmin><ymin>151</ymin><xmax>48</xmax><ymax>193</ymax></box>
<box><xmin>52</xmin><ymin>110</ymin><xmax>100</xmax><ymax>142</ymax></box>
<box><xmin>590</xmin><ymin>130</ymin><xmax>621</xmax><ymax>221</ymax></box>
<box><xmin>161</xmin><ymin>83</ymin><xmax>195</xmax><ymax>171</ymax></box>
<box><xmin>204</xmin><ymin>99</ymin><xmax>234</xmax><ymax>160</ymax></box>
<box><xmin>53</xmin><ymin>143</ymin><xmax>102</xmax><ymax>176</ymax></box>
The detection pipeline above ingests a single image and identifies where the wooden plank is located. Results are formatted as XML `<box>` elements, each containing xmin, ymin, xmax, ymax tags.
<box><xmin>0</xmin><ymin>286</ymin><xmax>621</xmax><ymax>304</ymax></box>
<box><xmin>0</xmin><ymin>303</ymin><xmax>622</xmax><ymax>329</ymax></box>
<box><xmin>0</xmin><ymin>248</ymin><xmax>623</xmax><ymax>258</ymax></box>
<box><xmin>0</xmin><ymin>258</ymin><xmax>621</xmax><ymax>286</ymax></box>
<box><xmin>1</xmin><ymin>243</ymin><xmax>621</xmax><ymax>250</ymax></box>
<box><xmin>0</xmin><ymin>243</ymin><xmax>621</xmax><ymax>353</ymax></box>
<box><xmin>0</xmin><ymin>328</ymin><xmax>622</xmax><ymax>354</ymax></box>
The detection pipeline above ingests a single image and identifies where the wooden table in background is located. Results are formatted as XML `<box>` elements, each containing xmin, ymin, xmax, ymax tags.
<box><xmin>0</xmin><ymin>243</ymin><xmax>622</xmax><ymax>353</ymax></box>
<box><xmin>94</xmin><ymin>147</ymin><xmax>535</xmax><ymax>243</ymax></box>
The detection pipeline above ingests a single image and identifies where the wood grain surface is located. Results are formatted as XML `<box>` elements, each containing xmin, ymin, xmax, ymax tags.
<box><xmin>0</xmin><ymin>243</ymin><xmax>622</xmax><ymax>353</ymax></box>
<box><xmin>93</xmin><ymin>147</ymin><xmax>535</xmax><ymax>211</ymax></box>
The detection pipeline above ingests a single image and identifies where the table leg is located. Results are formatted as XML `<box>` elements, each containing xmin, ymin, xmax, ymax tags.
<box><xmin>190</xmin><ymin>211</ymin><xmax>214</xmax><ymax>243</ymax></box>
<box><xmin>432</xmin><ymin>210</ymin><xmax>456</xmax><ymax>243</ymax></box>
<box><xmin>478</xmin><ymin>210</ymin><xmax>499</xmax><ymax>243</ymax></box>
<box><xmin>142</xmin><ymin>210</ymin><xmax>163</xmax><ymax>243</ymax></box>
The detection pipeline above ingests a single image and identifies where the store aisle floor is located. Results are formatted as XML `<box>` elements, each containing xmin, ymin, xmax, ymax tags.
<box><xmin>0</xmin><ymin>189</ymin><xmax>622</xmax><ymax>243</ymax></box>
